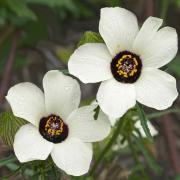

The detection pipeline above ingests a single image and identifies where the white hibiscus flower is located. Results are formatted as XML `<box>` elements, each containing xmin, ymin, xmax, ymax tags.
<box><xmin>68</xmin><ymin>7</ymin><xmax>178</xmax><ymax>122</ymax></box>
<box><xmin>6</xmin><ymin>70</ymin><xmax>111</xmax><ymax>176</ymax></box>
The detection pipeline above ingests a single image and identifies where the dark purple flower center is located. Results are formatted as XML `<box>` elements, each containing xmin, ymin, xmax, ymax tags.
<box><xmin>111</xmin><ymin>51</ymin><xmax>142</xmax><ymax>83</ymax></box>
<box><xmin>39</xmin><ymin>114</ymin><xmax>68</xmax><ymax>143</ymax></box>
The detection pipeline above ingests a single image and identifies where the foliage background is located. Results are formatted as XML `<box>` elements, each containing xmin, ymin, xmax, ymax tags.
<box><xmin>0</xmin><ymin>0</ymin><xmax>180</xmax><ymax>179</ymax></box>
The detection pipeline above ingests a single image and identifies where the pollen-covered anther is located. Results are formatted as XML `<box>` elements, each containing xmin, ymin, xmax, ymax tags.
<box><xmin>39</xmin><ymin>114</ymin><xmax>68</xmax><ymax>143</ymax></box>
<box><xmin>111</xmin><ymin>51</ymin><xmax>142</xmax><ymax>83</ymax></box>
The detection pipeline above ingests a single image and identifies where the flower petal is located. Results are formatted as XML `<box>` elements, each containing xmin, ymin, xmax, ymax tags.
<box><xmin>135</xmin><ymin>68</ymin><xmax>178</xmax><ymax>110</ymax></box>
<box><xmin>67</xmin><ymin>105</ymin><xmax>111</xmax><ymax>142</ymax></box>
<box><xmin>68</xmin><ymin>43</ymin><xmax>112</xmax><ymax>83</ymax></box>
<box><xmin>99</xmin><ymin>7</ymin><xmax>139</xmax><ymax>56</ymax></box>
<box><xmin>51</xmin><ymin>138</ymin><xmax>92</xmax><ymax>176</ymax></box>
<box><xmin>14</xmin><ymin>124</ymin><xmax>53</xmax><ymax>162</ymax></box>
<box><xmin>134</xmin><ymin>26</ymin><xmax>178</xmax><ymax>68</ymax></box>
<box><xmin>6</xmin><ymin>82</ymin><xmax>45</xmax><ymax>126</ymax></box>
<box><xmin>133</xmin><ymin>16</ymin><xmax>163</xmax><ymax>56</ymax></box>
<box><xmin>97</xmin><ymin>79</ymin><xmax>136</xmax><ymax>118</ymax></box>
<box><xmin>43</xmin><ymin>70</ymin><xmax>81</xmax><ymax>120</ymax></box>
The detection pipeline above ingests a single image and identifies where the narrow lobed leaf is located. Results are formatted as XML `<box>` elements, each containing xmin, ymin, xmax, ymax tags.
<box><xmin>136</xmin><ymin>103</ymin><xmax>153</xmax><ymax>141</ymax></box>
<box><xmin>0</xmin><ymin>112</ymin><xmax>27</xmax><ymax>147</ymax></box>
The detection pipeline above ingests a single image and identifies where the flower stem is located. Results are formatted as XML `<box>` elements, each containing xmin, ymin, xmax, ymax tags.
<box><xmin>147</xmin><ymin>108</ymin><xmax>180</xmax><ymax>119</ymax></box>
<box><xmin>89</xmin><ymin>117</ymin><xmax>127</xmax><ymax>176</ymax></box>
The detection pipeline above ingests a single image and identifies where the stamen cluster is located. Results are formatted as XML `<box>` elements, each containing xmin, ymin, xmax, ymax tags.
<box><xmin>111</xmin><ymin>51</ymin><xmax>142</xmax><ymax>83</ymax></box>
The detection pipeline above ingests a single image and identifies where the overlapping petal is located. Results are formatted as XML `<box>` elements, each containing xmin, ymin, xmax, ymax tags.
<box><xmin>14</xmin><ymin>124</ymin><xmax>53</xmax><ymax>162</ymax></box>
<box><xmin>68</xmin><ymin>43</ymin><xmax>112</xmax><ymax>83</ymax></box>
<box><xmin>99</xmin><ymin>7</ymin><xmax>139</xmax><ymax>56</ymax></box>
<box><xmin>143</xmin><ymin>27</ymin><xmax>177</xmax><ymax>68</ymax></box>
<box><xmin>135</xmin><ymin>68</ymin><xmax>178</xmax><ymax>110</ymax></box>
<box><xmin>97</xmin><ymin>79</ymin><xmax>136</xmax><ymax>118</ymax></box>
<box><xmin>51</xmin><ymin>137</ymin><xmax>92</xmax><ymax>176</ymax></box>
<box><xmin>67</xmin><ymin>105</ymin><xmax>111</xmax><ymax>142</ymax></box>
<box><xmin>133</xmin><ymin>16</ymin><xmax>163</xmax><ymax>55</ymax></box>
<box><xmin>43</xmin><ymin>70</ymin><xmax>81</xmax><ymax>120</ymax></box>
<box><xmin>6</xmin><ymin>82</ymin><xmax>45</xmax><ymax>126</ymax></box>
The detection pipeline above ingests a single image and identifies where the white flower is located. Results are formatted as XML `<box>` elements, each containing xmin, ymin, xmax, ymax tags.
<box><xmin>6</xmin><ymin>70</ymin><xmax>111</xmax><ymax>176</ymax></box>
<box><xmin>68</xmin><ymin>7</ymin><xmax>178</xmax><ymax>122</ymax></box>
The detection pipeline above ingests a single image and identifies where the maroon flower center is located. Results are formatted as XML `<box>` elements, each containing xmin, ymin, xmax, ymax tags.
<box><xmin>111</xmin><ymin>51</ymin><xmax>142</xmax><ymax>83</ymax></box>
<box><xmin>39</xmin><ymin>114</ymin><xmax>68</xmax><ymax>143</ymax></box>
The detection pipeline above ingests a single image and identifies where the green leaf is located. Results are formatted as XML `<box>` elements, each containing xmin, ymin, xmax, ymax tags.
<box><xmin>0</xmin><ymin>155</ymin><xmax>17</xmax><ymax>168</ymax></box>
<box><xmin>128</xmin><ymin>164</ymin><xmax>149</xmax><ymax>180</ymax></box>
<box><xmin>77</xmin><ymin>31</ymin><xmax>104</xmax><ymax>47</ymax></box>
<box><xmin>25</xmin><ymin>0</ymin><xmax>66</xmax><ymax>7</ymax></box>
<box><xmin>6</xmin><ymin>0</ymin><xmax>37</xmax><ymax>21</ymax></box>
<box><xmin>136</xmin><ymin>103</ymin><xmax>153</xmax><ymax>141</ymax></box>
<box><xmin>93</xmin><ymin>105</ymin><xmax>100</xmax><ymax>120</ymax></box>
<box><xmin>168</xmin><ymin>55</ymin><xmax>180</xmax><ymax>77</ymax></box>
<box><xmin>175</xmin><ymin>175</ymin><xmax>180</xmax><ymax>180</ymax></box>
<box><xmin>0</xmin><ymin>112</ymin><xmax>27</xmax><ymax>147</ymax></box>
<box><xmin>21</xmin><ymin>18</ymin><xmax>48</xmax><ymax>46</ymax></box>
<box><xmin>134</xmin><ymin>136</ymin><xmax>163</xmax><ymax>175</ymax></box>
<box><xmin>55</xmin><ymin>46</ymin><xmax>73</xmax><ymax>65</ymax></box>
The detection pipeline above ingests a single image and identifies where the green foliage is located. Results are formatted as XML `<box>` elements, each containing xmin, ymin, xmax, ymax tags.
<box><xmin>25</xmin><ymin>0</ymin><xmax>69</xmax><ymax>7</ymax></box>
<box><xmin>134</xmin><ymin>136</ymin><xmax>163</xmax><ymax>175</ymax></box>
<box><xmin>136</xmin><ymin>103</ymin><xmax>153</xmax><ymax>141</ymax></box>
<box><xmin>77</xmin><ymin>31</ymin><xmax>104</xmax><ymax>47</ymax></box>
<box><xmin>6</xmin><ymin>0</ymin><xmax>37</xmax><ymax>21</ymax></box>
<box><xmin>128</xmin><ymin>164</ymin><xmax>149</xmax><ymax>180</ymax></box>
<box><xmin>21</xmin><ymin>18</ymin><xmax>48</xmax><ymax>46</ymax></box>
<box><xmin>0</xmin><ymin>112</ymin><xmax>27</xmax><ymax>147</ymax></box>
<box><xmin>0</xmin><ymin>155</ymin><xmax>17</xmax><ymax>168</ymax></box>
<box><xmin>55</xmin><ymin>46</ymin><xmax>74</xmax><ymax>65</ymax></box>
<box><xmin>168</xmin><ymin>55</ymin><xmax>180</xmax><ymax>77</ymax></box>
<box><xmin>93</xmin><ymin>105</ymin><xmax>100</xmax><ymax>120</ymax></box>
<box><xmin>175</xmin><ymin>175</ymin><xmax>180</xmax><ymax>180</ymax></box>
<box><xmin>0</xmin><ymin>38</ymin><xmax>11</xmax><ymax>77</ymax></box>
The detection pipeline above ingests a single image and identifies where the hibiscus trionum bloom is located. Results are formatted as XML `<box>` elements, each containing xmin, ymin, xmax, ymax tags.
<box><xmin>68</xmin><ymin>7</ymin><xmax>178</xmax><ymax>121</ymax></box>
<box><xmin>6</xmin><ymin>70</ymin><xmax>110</xmax><ymax>176</ymax></box>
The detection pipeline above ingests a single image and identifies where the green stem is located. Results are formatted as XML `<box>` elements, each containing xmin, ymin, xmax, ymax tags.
<box><xmin>160</xmin><ymin>0</ymin><xmax>169</xmax><ymax>19</ymax></box>
<box><xmin>2</xmin><ymin>166</ymin><xmax>22</xmax><ymax>180</ymax></box>
<box><xmin>89</xmin><ymin>117</ymin><xmax>127</xmax><ymax>176</ymax></box>
<box><xmin>147</xmin><ymin>108</ymin><xmax>180</xmax><ymax>119</ymax></box>
<box><xmin>127</xmin><ymin>137</ymin><xmax>139</xmax><ymax>164</ymax></box>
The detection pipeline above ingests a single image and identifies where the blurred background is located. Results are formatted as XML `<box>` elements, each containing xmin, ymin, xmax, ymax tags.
<box><xmin>0</xmin><ymin>0</ymin><xmax>180</xmax><ymax>179</ymax></box>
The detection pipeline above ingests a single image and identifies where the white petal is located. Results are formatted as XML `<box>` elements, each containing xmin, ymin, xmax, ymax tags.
<box><xmin>90</xmin><ymin>100</ymin><xmax>117</xmax><ymax>126</ymax></box>
<box><xmin>6</xmin><ymin>82</ymin><xmax>45</xmax><ymax>126</ymax></box>
<box><xmin>140</xmin><ymin>27</ymin><xmax>177</xmax><ymax>68</ymax></box>
<box><xmin>14</xmin><ymin>124</ymin><xmax>53</xmax><ymax>162</ymax></box>
<box><xmin>43</xmin><ymin>70</ymin><xmax>81</xmax><ymax>120</ymax></box>
<box><xmin>97</xmin><ymin>79</ymin><xmax>136</xmax><ymax>118</ymax></box>
<box><xmin>108</xmin><ymin>116</ymin><xmax>118</xmax><ymax>126</ymax></box>
<box><xmin>133</xmin><ymin>16</ymin><xmax>163</xmax><ymax>56</ymax></box>
<box><xmin>68</xmin><ymin>43</ymin><xmax>112</xmax><ymax>83</ymax></box>
<box><xmin>51</xmin><ymin>138</ymin><xmax>92</xmax><ymax>176</ymax></box>
<box><xmin>67</xmin><ymin>105</ymin><xmax>111</xmax><ymax>142</ymax></box>
<box><xmin>99</xmin><ymin>7</ymin><xmax>139</xmax><ymax>56</ymax></box>
<box><xmin>135</xmin><ymin>68</ymin><xmax>178</xmax><ymax>110</ymax></box>
<box><xmin>135</xmin><ymin>120</ymin><xmax>158</xmax><ymax>137</ymax></box>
